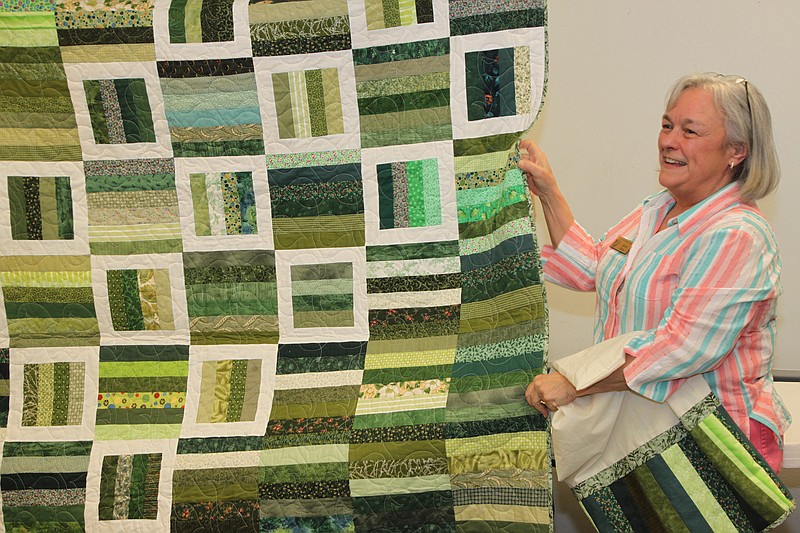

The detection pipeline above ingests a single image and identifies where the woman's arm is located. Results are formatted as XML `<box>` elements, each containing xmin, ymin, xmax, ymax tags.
<box><xmin>525</xmin><ymin>357</ymin><xmax>634</xmax><ymax>418</ymax></box>
<box><xmin>518</xmin><ymin>140</ymin><xmax>575</xmax><ymax>248</ymax></box>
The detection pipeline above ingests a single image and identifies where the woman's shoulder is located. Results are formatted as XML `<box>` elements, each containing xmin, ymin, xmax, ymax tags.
<box><xmin>700</xmin><ymin>202</ymin><xmax>778</xmax><ymax>246</ymax></box>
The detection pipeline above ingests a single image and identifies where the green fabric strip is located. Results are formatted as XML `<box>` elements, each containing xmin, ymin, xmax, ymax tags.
<box><xmin>450</xmin><ymin>8</ymin><xmax>545</xmax><ymax>36</ymax></box>
<box><xmin>358</xmin><ymin>88</ymin><xmax>450</xmax><ymax>116</ymax></box>
<box><xmin>83</xmin><ymin>79</ymin><xmax>109</xmax><ymax>144</ymax></box>
<box><xmin>120</xmin><ymin>269</ymin><xmax>145</xmax><ymax>331</ymax></box>
<box><xmin>98</xmin><ymin>455</ymin><xmax>118</xmax><ymax>520</ymax></box>
<box><xmin>0</xmin><ymin>111</ymin><xmax>76</xmax><ymax>130</ymax></box>
<box><xmin>219</xmin><ymin>172</ymin><xmax>241</xmax><ymax>235</ymax></box>
<box><xmin>661</xmin><ymin>442</ymin><xmax>736</xmax><ymax>531</ymax></box>
<box><xmin>272</xmin><ymin>71</ymin><xmax>295</xmax><ymax>139</ymax></box>
<box><xmin>366</xmin><ymin>240</ymin><xmax>459</xmax><ymax>261</ymax></box>
<box><xmin>89</xmin><ymin>239</ymin><xmax>183</xmax><ymax>255</ymax></box>
<box><xmin>305</xmin><ymin>68</ymin><xmax>327</xmax><ymax>137</ymax></box>
<box><xmin>23</xmin><ymin>176</ymin><xmax>42</xmax><ymax>239</ymax></box>
<box><xmin>406</xmin><ymin>159</ymin><xmax>425</xmax><ymax>227</ymax></box>
<box><xmin>274</xmin><ymin>229</ymin><xmax>365</xmax><ymax>250</ymax></box>
<box><xmin>95</xmin><ymin>407</ymin><xmax>186</xmax><ymax>425</ymax></box>
<box><xmin>353</xmin><ymin>408</ymin><xmax>444</xmax><ymax>429</ymax></box>
<box><xmin>190</xmin><ymin>172</ymin><xmax>212</xmax><ymax>236</ymax></box>
<box><xmin>236</xmin><ymin>171</ymin><xmax>257</xmax><ymax>234</ymax></box>
<box><xmin>457</xmin><ymin>522</ymin><xmax>549</xmax><ymax>533</ymax></box>
<box><xmin>2</xmin><ymin>441</ymin><xmax>92</xmax><ymax>458</ymax></box>
<box><xmin>115</xmin><ymin>78</ymin><xmax>155</xmax><ymax>143</ymax></box>
<box><xmin>21</xmin><ymin>363</ymin><xmax>38</xmax><ymax>426</ymax></box>
<box><xmin>226</xmin><ymin>358</ymin><xmax>248</xmax><ymax>422</ymax></box>
<box><xmin>142</xmin><ymin>453</ymin><xmax>161</xmax><ymax>518</ymax></box>
<box><xmin>458</xmin><ymin>201</ymin><xmax>529</xmax><ymax>240</ymax></box>
<box><xmin>0</xmin><ymin>45</ymin><xmax>62</xmax><ymax>63</ymax></box>
<box><xmin>177</xmin><ymin>436</ymin><xmax>263</xmax><ymax>455</ymax></box>
<box><xmin>167</xmin><ymin>0</ymin><xmax>188</xmax><ymax>43</ymax></box>
<box><xmin>99</xmin><ymin>344</ymin><xmax>189</xmax><ymax>362</ymax></box>
<box><xmin>260</xmin><ymin>461</ymin><xmax>349</xmax><ymax>484</ymax></box>
<box><xmin>453</xmin><ymin>132</ymin><xmax>520</xmax><ymax>157</ymax></box>
<box><xmin>3</xmin><ymin>505</ymin><xmax>86</xmax><ymax>526</ymax></box>
<box><xmin>0</xmin><ymin>143</ymin><xmax>81</xmax><ymax>161</ymax></box>
<box><xmin>128</xmin><ymin>453</ymin><xmax>147</xmax><ymax>519</ymax></box>
<box><xmin>292</xmin><ymin>293</ymin><xmax>354</xmax><ymax>312</ymax></box>
<box><xmin>183</xmin><ymin>249</ymin><xmax>276</xmax><ymax>270</ymax></box>
<box><xmin>380</xmin><ymin>0</ymin><xmax>401</xmax><ymax>27</ymax></box>
<box><xmin>171</xmin><ymin>138</ymin><xmax>265</xmax><ymax>158</ymax></box>
<box><xmin>4</xmin><ymin>301</ymin><xmax>96</xmax><ymax>320</ymax></box>
<box><xmin>291</xmin><ymin>262</ymin><xmax>352</xmax><ymax>281</ymax></box>
<box><xmin>0</xmin><ymin>78</ymin><xmax>70</xmax><ymax>98</ymax></box>
<box><xmin>84</xmin><ymin>173</ymin><xmax>176</xmax><ymax>193</ymax></box>
<box><xmin>377</xmin><ymin>162</ymin><xmax>395</xmax><ymax>229</ymax></box>
<box><xmin>293</xmin><ymin>309</ymin><xmax>354</xmax><ymax>328</ymax></box>
<box><xmin>94</xmin><ymin>424</ymin><xmax>180</xmax><ymax>440</ymax></box>
<box><xmin>182</xmin><ymin>0</ymin><xmax>203</xmax><ymax>42</ymax></box>
<box><xmin>39</xmin><ymin>176</ymin><xmax>58</xmax><ymax>241</ymax></box>
<box><xmin>185</xmin><ymin>282</ymin><xmax>277</xmax><ymax>316</ymax></box>
<box><xmin>350</xmin><ymin>438</ymin><xmax>446</xmax><ymax>462</ymax></box>
<box><xmin>99</xmin><ymin>375</ymin><xmax>188</xmax><ymax>392</ymax></box>
<box><xmin>172</xmin><ymin>479</ymin><xmax>259</xmax><ymax>503</ymax></box>
<box><xmin>361</xmin><ymin>123</ymin><xmax>453</xmax><ymax>149</ymax></box>
<box><xmin>643</xmin><ymin>453</ymin><xmax>707</xmax><ymax>532</ymax></box>
<box><xmin>7</xmin><ymin>175</ymin><xmax>27</xmax><ymax>239</ymax></box>
<box><xmin>50</xmin><ymin>361</ymin><xmax>70</xmax><ymax>426</ymax></box>
<box><xmin>55</xmin><ymin>175</ymin><xmax>74</xmax><ymax>239</ymax></box>
<box><xmin>691</xmin><ymin>414</ymin><xmax>793</xmax><ymax>523</ymax></box>
<box><xmin>107</xmin><ymin>271</ymin><xmax>125</xmax><ymax>331</ymax></box>
<box><xmin>190</xmin><ymin>330</ymin><xmax>278</xmax><ymax>345</ymax></box>
<box><xmin>450</xmin><ymin>370</ymin><xmax>530</xmax><ymax>393</ymax></box>
<box><xmin>363</xmin><ymin>364</ymin><xmax>452</xmax><ymax>384</ymax></box>
<box><xmin>352</xmin><ymin>38</ymin><xmax>449</xmax><ymax>65</ymax></box>
<box><xmin>239</xmin><ymin>359</ymin><xmax>261</xmax><ymax>422</ymax></box>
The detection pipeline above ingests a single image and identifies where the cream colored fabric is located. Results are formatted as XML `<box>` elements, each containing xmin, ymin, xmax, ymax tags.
<box><xmin>550</xmin><ymin>333</ymin><xmax>711</xmax><ymax>486</ymax></box>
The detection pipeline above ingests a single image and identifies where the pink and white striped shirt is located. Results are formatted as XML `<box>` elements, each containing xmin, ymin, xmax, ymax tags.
<box><xmin>542</xmin><ymin>181</ymin><xmax>791</xmax><ymax>442</ymax></box>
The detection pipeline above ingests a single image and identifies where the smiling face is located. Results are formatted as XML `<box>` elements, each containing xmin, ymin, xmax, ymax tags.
<box><xmin>658</xmin><ymin>87</ymin><xmax>747</xmax><ymax>208</ymax></box>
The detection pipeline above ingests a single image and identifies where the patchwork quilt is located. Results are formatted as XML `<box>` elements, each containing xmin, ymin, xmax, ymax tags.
<box><xmin>0</xmin><ymin>0</ymin><xmax>549</xmax><ymax>531</ymax></box>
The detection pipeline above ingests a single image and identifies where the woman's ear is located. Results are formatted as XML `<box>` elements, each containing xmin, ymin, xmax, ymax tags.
<box><xmin>730</xmin><ymin>142</ymin><xmax>749</xmax><ymax>167</ymax></box>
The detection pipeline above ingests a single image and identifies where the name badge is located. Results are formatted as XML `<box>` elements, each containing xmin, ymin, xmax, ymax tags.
<box><xmin>610</xmin><ymin>236</ymin><xmax>633</xmax><ymax>255</ymax></box>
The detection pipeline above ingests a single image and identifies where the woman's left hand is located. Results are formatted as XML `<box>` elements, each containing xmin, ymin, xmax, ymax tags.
<box><xmin>525</xmin><ymin>372</ymin><xmax>578</xmax><ymax>417</ymax></box>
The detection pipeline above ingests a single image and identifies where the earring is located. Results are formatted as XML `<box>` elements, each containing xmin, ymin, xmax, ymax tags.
<box><xmin>729</xmin><ymin>161</ymin><xmax>735</xmax><ymax>170</ymax></box>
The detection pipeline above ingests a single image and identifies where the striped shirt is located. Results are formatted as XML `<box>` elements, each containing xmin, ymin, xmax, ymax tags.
<box><xmin>542</xmin><ymin>181</ymin><xmax>791</xmax><ymax>441</ymax></box>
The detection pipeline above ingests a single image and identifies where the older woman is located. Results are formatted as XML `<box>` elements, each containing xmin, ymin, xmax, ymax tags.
<box><xmin>520</xmin><ymin>72</ymin><xmax>790</xmax><ymax>472</ymax></box>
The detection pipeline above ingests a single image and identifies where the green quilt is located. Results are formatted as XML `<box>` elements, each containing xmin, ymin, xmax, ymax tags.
<box><xmin>0</xmin><ymin>0</ymin><xmax>549</xmax><ymax>530</ymax></box>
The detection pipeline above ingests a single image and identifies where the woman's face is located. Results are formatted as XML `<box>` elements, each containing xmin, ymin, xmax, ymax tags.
<box><xmin>658</xmin><ymin>87</ymin><xmax>745</xmax><ymax>206</ymax></box>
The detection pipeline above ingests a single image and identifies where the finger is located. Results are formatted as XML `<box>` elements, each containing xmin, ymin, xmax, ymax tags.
<box><xmin>525</xmin><ymin>383</ymin><xmax>548</xmax><ymax>417</ymax></box>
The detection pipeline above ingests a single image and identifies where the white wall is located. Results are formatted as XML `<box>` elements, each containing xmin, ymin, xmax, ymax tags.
<box><xmin>527</xmin><ymin>1</ymin><xmax>800</xmax><ymax>374</ymax></box>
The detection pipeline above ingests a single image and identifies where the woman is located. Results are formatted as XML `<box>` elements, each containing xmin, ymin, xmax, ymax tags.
<box><xmin>520</xmin><ymin>72</ymin><xmax>790</xmax><ymax>472</ymax></box>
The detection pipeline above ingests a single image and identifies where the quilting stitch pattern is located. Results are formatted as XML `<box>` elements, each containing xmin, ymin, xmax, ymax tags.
<box><xmin>0</xmin><ymin>0</ymin><xmax>549</xmax><ymax>531</ymax></box>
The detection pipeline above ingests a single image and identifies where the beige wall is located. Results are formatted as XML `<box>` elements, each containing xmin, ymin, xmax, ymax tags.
<box><xmin>526</xmin><ymin>1</ymin><xmax>800</xmax><ymax>374</ymax></box>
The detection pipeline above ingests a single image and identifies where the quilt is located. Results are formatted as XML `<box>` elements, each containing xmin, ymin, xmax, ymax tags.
<box><xmin>0</xmin><ymin>0</ymin><xmax>549</xmax><ymax>531</ymax></box>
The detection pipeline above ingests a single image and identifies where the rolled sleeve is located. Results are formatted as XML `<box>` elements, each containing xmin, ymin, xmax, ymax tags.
<box><xmin>542</xmin><ymin>221</ymin><xmax>600</xmax><ymax>291</ymax></box>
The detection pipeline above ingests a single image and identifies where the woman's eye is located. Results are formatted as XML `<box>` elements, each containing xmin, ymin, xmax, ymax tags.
<box><xmin>684</xmin><ymin>128</ymin><xmax>696</xmax><ymax>135</ymax></box>
<box><xmin>661</xmin><ymin>123</ymin><xmax>672</xmax><ymax>130</ymax></box>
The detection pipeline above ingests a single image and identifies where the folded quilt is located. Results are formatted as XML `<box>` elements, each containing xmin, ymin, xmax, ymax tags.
<box><xmin>551</xmin><ymin>335</ymin><xmax>795</xmax><ymax>532</ymax></box>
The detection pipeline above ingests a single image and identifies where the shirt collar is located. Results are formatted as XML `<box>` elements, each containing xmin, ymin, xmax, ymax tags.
<box><xmin>641</xmin><ymin>181</ymin><xmax>744</xmax><ymax>235</ymax></box>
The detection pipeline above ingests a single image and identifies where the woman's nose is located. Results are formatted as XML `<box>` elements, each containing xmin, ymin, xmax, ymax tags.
<box><xmin>660</xmin><ymin>129</ymin><xmax>678</xmax><ymax>150</ymax></box>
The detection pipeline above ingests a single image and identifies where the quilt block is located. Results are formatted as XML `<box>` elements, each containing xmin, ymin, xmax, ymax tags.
<box><xmin>0</xmin><ymin>0</ymin><xmax>550</xmax><ymax>531</ymax></box>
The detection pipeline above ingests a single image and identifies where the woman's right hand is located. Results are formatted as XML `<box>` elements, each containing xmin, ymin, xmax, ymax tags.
<box><xmin>518</xmin><ymin>139</ymin><xmax>559</xmax><ymax>200</ymax></box>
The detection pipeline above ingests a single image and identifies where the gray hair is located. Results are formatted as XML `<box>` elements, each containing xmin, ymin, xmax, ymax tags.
<box><xmin>664</xmin><ymin>73</ymin><xmax>780</xmax><ymax>201</ymax></box>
